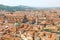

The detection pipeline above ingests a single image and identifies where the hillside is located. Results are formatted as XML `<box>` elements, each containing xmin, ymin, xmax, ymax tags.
<box><xmin>0</xmin><ymin>4</ymin><xmax>60</xmax><ymax>12</ymax></box>
<box><xmin>0</xmin><ymin>4</ymin><xmax>37</xmax><ymax>12</ymax></box>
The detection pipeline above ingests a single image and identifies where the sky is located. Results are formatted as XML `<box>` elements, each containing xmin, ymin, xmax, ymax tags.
<box><xmin>0</xmin><ymin>0</ymin><xmax>60</xmax><ymax>7</ymax></box>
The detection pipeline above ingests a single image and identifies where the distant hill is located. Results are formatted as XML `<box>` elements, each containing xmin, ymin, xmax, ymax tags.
<box><xmin>0</xmin><ymin>4</ymin><xmax>60</xmax><ymax>12</ymax></box>
<box><xmin>0</xmin><ymin>4</ymin><xmax>37</xmax><ymax>12</ymax></box>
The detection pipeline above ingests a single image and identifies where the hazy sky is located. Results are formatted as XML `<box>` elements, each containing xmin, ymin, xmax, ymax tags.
<box><xmin>0</xmin><ymin>0</ymin><xmax>60</xmax><ymax>7</ymax></box>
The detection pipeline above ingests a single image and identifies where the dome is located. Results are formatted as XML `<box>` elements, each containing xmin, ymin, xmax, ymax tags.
<box><xmin>14</xmin><ymin>22</ymin><xmax>20</xmax><ymax>27</ymax></box>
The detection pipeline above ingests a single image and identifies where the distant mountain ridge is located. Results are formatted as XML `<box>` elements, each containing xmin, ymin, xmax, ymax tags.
<box><xmin>0</xmin><ymin>4</ymin><xmax>37</xmax><ymax>12</ymax></box>
<box><xmin>0</xmin><ymin>4</ymin><xmax>60</xmax><ymax>12</ymax></box>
